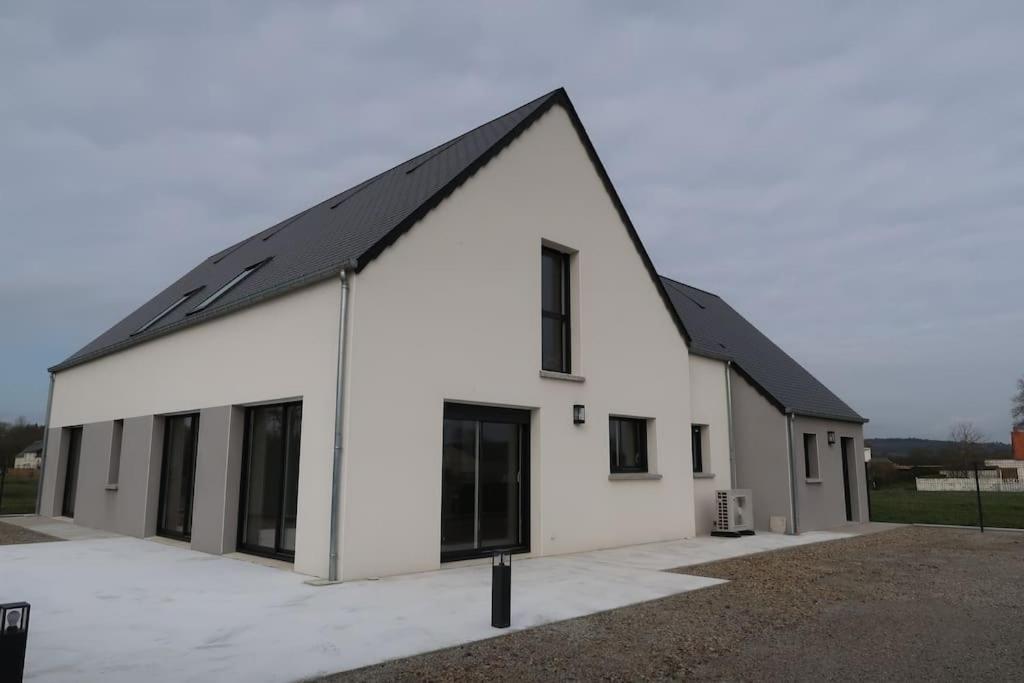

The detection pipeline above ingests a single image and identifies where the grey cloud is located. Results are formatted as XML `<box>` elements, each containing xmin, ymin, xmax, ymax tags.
<box><xmin>2</xmin><ymin>2</ymin><xmax>1022</xmax><ymax>439</ymax></box>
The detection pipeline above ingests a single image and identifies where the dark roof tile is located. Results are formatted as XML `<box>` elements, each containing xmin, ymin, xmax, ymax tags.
<box><xmin>661</xmin><ymin>276</ymin><xmax>866</xmax><ymax>423</ymax></box>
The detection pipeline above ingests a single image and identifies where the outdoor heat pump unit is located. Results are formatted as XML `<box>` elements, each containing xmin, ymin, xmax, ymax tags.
<box><xmin>712</xmin><ymin>489</ymin><xmax>755</xmax><ymax>537</ymax></box>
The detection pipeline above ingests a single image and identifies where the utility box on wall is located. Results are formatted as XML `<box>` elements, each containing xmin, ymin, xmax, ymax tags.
<box><xmin>712</xmin><ymin>489</ymin><xmax>755</xmax><ymax>537</ymax></box>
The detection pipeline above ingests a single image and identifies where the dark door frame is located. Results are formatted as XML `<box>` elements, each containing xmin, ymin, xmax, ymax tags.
<box><xmin>236</xmin><ymin>401</ymin><xmax>302</xmax><ymax>562</ymax></box>
<box><xmin>840</xmin><ymin>437</ymin><xmax>853</xmax><ymax>522</ymax></box>
<box><xmin>61</xmin><ymin>426</ymin><xmax>83</xmax><ymax>518</ymax></box>
<box><xmin>441</xmin><ymin>402</ymin><xmax>530</xmax><ymax>563</ymax></box>
<box><xmin>156</xmin><ymin>413</ymin><xmax>200</xmax><ymax>541</ymax></box>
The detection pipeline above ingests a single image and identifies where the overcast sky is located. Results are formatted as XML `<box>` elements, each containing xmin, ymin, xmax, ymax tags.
<box><xmin>2</xmin><ymin>2</ymin><xmax>1022</xmax><ymax>440</ymax></box>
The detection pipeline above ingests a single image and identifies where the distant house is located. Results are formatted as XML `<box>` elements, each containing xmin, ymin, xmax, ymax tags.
<box><xmin>1012</xmin><ymin>428</ymin><xmax>1024</xmax><ymax>460</ymax></box>
<box><xmin>13</xmin><ymin>441</ymin><xmax>43</xmax><ymax>469</ymax></box>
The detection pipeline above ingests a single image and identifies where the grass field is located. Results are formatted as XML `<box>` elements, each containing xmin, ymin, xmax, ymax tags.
<box><xmin>869</xmin><ymin>487</ymin><xmax>1024</xmax><ymax>528</ymax></box>
<box><xmin>0</xmin><ymin>475</ymin><xmax>39</xmax><ymax>515</ymax></box>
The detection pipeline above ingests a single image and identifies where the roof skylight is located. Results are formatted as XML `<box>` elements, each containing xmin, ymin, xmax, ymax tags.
<box><xmin>131</xmin><ymin>288</ymin><xmax>202</xmax><ymax>336</ymax></box>
<box><xmin>190</xmin><ymin>260</ymin><xmax>269</xmax><ymax>314</ymax></box>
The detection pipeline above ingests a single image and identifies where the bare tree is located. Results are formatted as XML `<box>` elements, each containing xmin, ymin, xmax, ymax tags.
<box><xmin>950</xmin><ymin>421</ymin><xmax>984</xmax><ymax>471</ymax></box>
<box><xmin>1013</xmin><ymin>377</ymin><xmax>1024</xmax><ymax>429</ymax></box>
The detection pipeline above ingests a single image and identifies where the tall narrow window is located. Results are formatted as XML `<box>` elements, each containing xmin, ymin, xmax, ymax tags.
<box><xmin>238</xmin><ymin>402</ymin><xmax>303</xmax><ymax>560</ymax></box>
<box><xmin>541</xmin><ymin>246</ymin><xmax>571</xmax><ymax>373</ymax></box>
<box><xmin>609</xmin><ymin>417</ymin><xmax>648</xmax><ymax>473</ymax></box>
<box><xmin>61</xmin><ymin>427</ymin><xmax>83</xmax><ymax>518</ymax></box>
<box><xmin>803</xmin><ymin>433</ymin><xmax>820</xmax><ymax>480</ymax></box>
<box><xmin>107</xmin><ymin>419</ymin><xmax>124</xmax><ymax>486</ymax></box>
<box><xmin>691</xmin><ymin>424</ymin><xmax>705</xmax><ymax>473</ymax></box>
<box><xmin>157</xmin><ymin>413</ymin><xmax>200</xmax><ymax>540</ymax></box>
<box><xmin>191</xmin><ymin>259</ymin><xmax>269</xmax><ymax>314</ymax></box>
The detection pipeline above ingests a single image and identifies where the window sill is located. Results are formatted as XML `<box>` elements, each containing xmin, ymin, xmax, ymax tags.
<box><xmin>609</xmin><ymin>472</ymin><xmax>662</xmax><ymax>481</ymax></box>
<box><xmin>805</xmin><ymin>478</ymin><xmax>822</xmax><ymax>485</ymax></box>
<box><xmin>539</xmin><ymin>370</ymin><xmax>586</xmax><ymax>383</ymax></box>
<box><xmin>104</xmin><ymin>484</ymin><xmax>119</xmax><ymax>491</ymax></box>
<box><xmin>693</xmin><ymin>472</ymin><xmax>715</xmax><ymax>479</ymax></box>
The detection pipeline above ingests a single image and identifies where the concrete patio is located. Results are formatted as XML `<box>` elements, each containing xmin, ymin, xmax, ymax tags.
<box><xmin>0</xmin><ymin>519</ymin><xmax>854</xmax><ymax>682</ymax></box>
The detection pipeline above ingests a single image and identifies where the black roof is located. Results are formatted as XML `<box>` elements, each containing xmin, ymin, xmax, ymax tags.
<box><xmin>52</xmin><ymin>88</ymin><xmax>688</xmax><ymax>372</ymax></box>
<box><xmin>661</xmin><ymin>276</ymin><xmax>866</xmax><ymax>424</ymax></box>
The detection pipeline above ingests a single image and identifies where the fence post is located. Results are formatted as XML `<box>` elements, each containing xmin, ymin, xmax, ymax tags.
<box><xmin>973</xmin><ymin>462</ymin><xmax>984</xmax><ymax>533</ymax></box>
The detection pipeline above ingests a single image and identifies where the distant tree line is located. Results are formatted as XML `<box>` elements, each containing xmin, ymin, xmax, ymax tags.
<box><xmin>0</xmin><ymin>418</ymin><xmax>44</xmax><ymax>469</ymax></box>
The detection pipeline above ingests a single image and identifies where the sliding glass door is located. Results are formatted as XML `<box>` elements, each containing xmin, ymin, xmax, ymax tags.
<box><xmin>157</xmin><ymin>413</ymin><xmax>200</xmax><ymax>540</ymax></box>
<box><xmin>61</xmin><ymin>427</ymin><xmax>82</xmax><ymax>518</ymax></box>
<box><xmin>441</xmin><ymin>403</ymin><xmax>529</xmax><ymax>561</ymax></box>
<box><xmin>238</xmin><ymin>402</ymin><xmax>302</xmax><ymax>560</ymax></box>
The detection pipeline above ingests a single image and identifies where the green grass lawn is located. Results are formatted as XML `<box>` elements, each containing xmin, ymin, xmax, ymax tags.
<box><xmin>0</xmin><ymin>476</ymin><xmax>39</xmax><ymax>515</ymax></box>
<box><xmin>869</xmin><ymin>487</ymin><xmax>1024</xmax><ymax>528</ymax></box>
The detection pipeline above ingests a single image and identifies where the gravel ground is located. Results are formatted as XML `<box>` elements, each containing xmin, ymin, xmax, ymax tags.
<box><xmin>321</xmin><ymin>527</ymin><xmax>1024</xmax><ymax>682</ymax></box>
<box><xmin>0</xmin><ymin>519</ymin><xmax>60</xmax><ymax>545</ymax></box>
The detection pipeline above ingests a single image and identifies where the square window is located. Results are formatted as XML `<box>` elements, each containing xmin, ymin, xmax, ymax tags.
<box><xmin>609</xmin><ymin>417</ymin><xmax>648</xmax><ymax>473</ymax></box>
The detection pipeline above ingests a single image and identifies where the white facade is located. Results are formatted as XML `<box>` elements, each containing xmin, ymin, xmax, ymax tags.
<box><xmin>687</xmin><ymin>355</ymin><xmax>733</xmax><ymax>534</ymax></box>
<box><xmin>338</xmin><ymin>105</ymin><xmax>695</xmax><ymax>580</ymax></box>
<box><xmin>45</xmin><ymin>280</ymin><xmax>340</xmax><ymax>576</ymax></box>
<box><xmin>42</xmin><ymin>103</ymin><xmax>706</xmax><ymax>580</ymax></box>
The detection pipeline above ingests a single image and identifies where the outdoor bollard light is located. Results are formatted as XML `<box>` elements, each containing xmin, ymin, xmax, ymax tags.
<box><xmin>491</xmin><ymin>550</ymin><xmax>512</xmax><ymax>629</ymax></box>
<box><xmin>573</xmin><ymin>404</ymin><xmax>585</xmax><ymax>425</ymax></box>
<box><xmin>0</xmin><ymin>602</ymin><xmax>30</xmax><ymax>683</ymax></box>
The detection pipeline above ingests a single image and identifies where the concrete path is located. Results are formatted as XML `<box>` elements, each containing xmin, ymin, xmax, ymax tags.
<box><xmin>1</xmin><ymin>527</ymin><xmax>853</xmax><ymax>683</ymax></box>
<box><xmin>3</xmin><ymin>515</ymin><xmax>120</xmax><ymax>541</ymax></box>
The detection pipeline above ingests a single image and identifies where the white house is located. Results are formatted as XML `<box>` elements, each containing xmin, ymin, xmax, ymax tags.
<box><xmin>38</xmin><ymin>88</ymin><xmax>868</xmax><ymax>580</ymax></box>
<box><xmin>13</xmin><ymin>441</ymin><xmax>43</xmax><ymax>470</ymax></box>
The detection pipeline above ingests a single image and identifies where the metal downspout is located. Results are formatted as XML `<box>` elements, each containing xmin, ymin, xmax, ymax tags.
<box><xmin>785</xmin><ymin>411</ymin><xmax>799</xmax><ymax>534</ymax></box>
<box><xmin>329</xmin><ymin>267</ymin><xmax>353</xmax><ymax>582</ymax></box>
<box><xmin>724</xmin><ymin>361</ymin><xmax>737</xmax><ymax>488</ymax></box>
<box><xmin>34</xmin><ymin>373</ymin><xmax>55</xmax><ymax>515</ymax></box>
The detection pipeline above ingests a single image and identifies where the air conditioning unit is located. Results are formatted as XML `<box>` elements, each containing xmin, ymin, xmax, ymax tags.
<box><xmin>712</xmin><ymin>489</ymin><xmax>755</xmax><ymax>537</ymax></box>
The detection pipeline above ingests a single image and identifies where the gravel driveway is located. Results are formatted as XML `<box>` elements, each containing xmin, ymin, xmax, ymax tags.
<box><xmin>0</xmin><ymin>519</ymin><xmax>59</xmax><ymax>545</ymax></box>
<box><xmin>323</xmin><ymin>527</ymin><xmax>1023</xmax><ymax>682</ymax></box>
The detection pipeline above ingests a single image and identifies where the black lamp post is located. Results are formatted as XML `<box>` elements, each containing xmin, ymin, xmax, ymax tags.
<box><xmin>491</xmin><ymin>551</ymin><xmax>512</xmax><ymax>628</ymax></box>
<box><xmin>0</xmin><ymin>602</ymin><xmax>30</xmax><ymax>683</ymax></box>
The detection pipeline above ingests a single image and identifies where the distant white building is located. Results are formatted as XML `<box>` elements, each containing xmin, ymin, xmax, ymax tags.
<box><xmin>13</xmin><ymin>440</ymin><xmax>43</xmax><ymax>470</ymax></box>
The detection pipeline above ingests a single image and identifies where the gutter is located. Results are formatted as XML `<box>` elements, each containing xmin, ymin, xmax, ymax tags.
<box><xmin>34</xmin><ymin>373</ymin><xmax>55</xmax><ymax>515</ymax></box>
<box><xmin>725</xmin><ymin>361</ymin><xmax>737</xmax><ymax>487</ymax></box>
<box><xmin>328</xmin><ymin>265</ymin><xmax>355</xmax><ymax>582</ymax></box>
<box><xmin>785</xmin><ymin>411</ymin><xmax>799</xmax><ymax>534</ymax></box>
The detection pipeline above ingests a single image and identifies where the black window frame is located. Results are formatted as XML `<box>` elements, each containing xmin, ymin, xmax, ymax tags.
<box><xmin>691</xmin><ymin>424</ymin><xmax>705</xmax><ymax>473</ymax></box>
<box><xmin>237</xmin><ymin>401</ymin><xmax>303</xmax><ymax>562</ymax></box>
<box><xmin>440</xmin><ymin>402</ymin><xmax>531</xmax><ymax>563</ymax></box>
<box><xmin>609</xmin><ymin>416</ymin><xmax>649</xmax><ymax>474</ymax></box>
<box><xmin>61</xmin><ymin>426</ymin><xmax>83</xmax><ymax>518</ymax></box>
<box><xmin>541</xmin><ymin>246</ymin><xmax>571</xmax><ymax>374</ymax></box>
<box><xmin>803</xmin><ymin>433</ymin><xmax>820</xmax><ymax>480</ymax></box>
<box><xmin>156</xmin><ymin>412</ymin><xmax>201</xmax><ymax>542</ymax></box>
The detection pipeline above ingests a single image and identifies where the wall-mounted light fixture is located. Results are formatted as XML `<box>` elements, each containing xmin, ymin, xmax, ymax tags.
<box><xmin>573</xmin><ymin>404</ymin><xmax>585</xmax><ymax>425</ymax></box>
<box><xmin>827</xmin><ymin>431</ymin><xmax>836</xmax><ymax>446</ymax></box>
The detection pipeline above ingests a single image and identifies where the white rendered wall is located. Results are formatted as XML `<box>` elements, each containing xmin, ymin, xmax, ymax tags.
<box><xmin>47</xmin><ymin>280</ymin><xmax>341</xmax><ymax>577</ymax></box>
<box><xmin>339</xmin><ymin>104</ymin><xmax>695</xmax><ymax>580</ymax></box>
<box><xmin>688</xmin><ymin>355</ymin><xmax>733</xmax><ymax>534</ymax></box>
